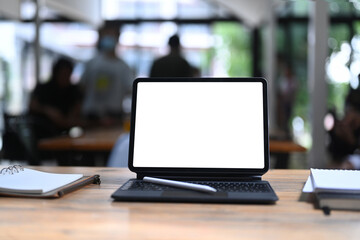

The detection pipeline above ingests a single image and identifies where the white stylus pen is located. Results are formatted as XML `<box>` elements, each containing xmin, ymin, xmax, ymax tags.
<box><xmin>143</xmin><ymin>176</ymin><xmax>217</xmax><ymax>193</ymax></box>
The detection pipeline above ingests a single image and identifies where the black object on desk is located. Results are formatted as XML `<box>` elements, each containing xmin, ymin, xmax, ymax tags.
<box><xmin>112</xmin><ymin>78</ymin><xmax>278</xmax><ymax>203</ymax></box>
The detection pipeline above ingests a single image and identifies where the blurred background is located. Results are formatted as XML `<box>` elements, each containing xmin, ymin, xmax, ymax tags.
<box><xmin>1</xmin><ymin>0</ymin><xmax>360</xmax><ymax>170</ymax></box>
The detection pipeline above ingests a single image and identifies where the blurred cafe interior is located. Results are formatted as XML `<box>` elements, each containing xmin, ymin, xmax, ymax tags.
<box><xmin>1</xmin><ymin>0</ymin><xmax>360</xmax><ymax>170</ymax></box>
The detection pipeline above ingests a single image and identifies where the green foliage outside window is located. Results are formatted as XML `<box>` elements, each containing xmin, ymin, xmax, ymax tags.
<box><xmin>212</xmin><ymin>22</ymin><xmax>252</xmax><ymax>77</ymax></box>
<box><xmin>327</xmin><ymin>24</ymin><xmax>351</xmax><ymax>118</ymax></box>
<box><xmin>209</xmin><ymin>17</ymin><xmax>357</xmax><ymax>144</ymax></box>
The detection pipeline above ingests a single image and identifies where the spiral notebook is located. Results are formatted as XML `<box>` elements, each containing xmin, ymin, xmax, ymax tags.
<box><xmin>0</xmin><ymin>165</ymin><xmax>100</xmax><ymax>198</ymax></box>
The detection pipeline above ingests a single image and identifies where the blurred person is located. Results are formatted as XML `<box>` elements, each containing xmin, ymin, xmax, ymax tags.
<box><xmin>273</xmin><ymin>61</ymin><xmax>297</xmax><ymax>169</ymax></box>
<box><xmin>327</xmin><ymin>81</ymin><xmax>360</xmax><ymax>169</ymax></box>
<box><xmin>191</xmin><ymin>65</ymin><xmax>201</xmax><ymax>77</ymax></box>
<box><xmin>107</xmin><ymin>133</ymin><xmax>130</xmax><ymax>167</ymax></box>
<box><xmin>81</xmin><ymin>24</ymin><xmax>134</xmax><ymax>127</ymax></box>
<box><xmin>150</xmin><ymin>34</ymin><xmax>194</xmax><ymax>77</ymax></box>
<box><xmin>29</xmin><ymin>57</ymin><xmax>83</xmax><ymax>138</ymax></box>
<box><xmin>276</xmin><ymin>63</ymin><xmax>297</xmax><ymax>137</ymax></box>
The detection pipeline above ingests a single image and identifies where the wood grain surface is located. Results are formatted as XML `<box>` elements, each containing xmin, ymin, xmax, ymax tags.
<box><xmin>1</xmin><ymin>167</ymin><xmax>359</xmax><ymax>240</ymax></box>
<box><xmin>37</xmin><ymin>127</ymin><xmax>124</xmax><ymax>151</ymax></box>
<box><xmin>38</xmin><ymin>127</ymin><xmax>306</xmax><ymax>153</ymax></box>
<box><xmin>269</xmin><ymin>140</ymin><xmax>306</xmax><ymax>153</ymax></box>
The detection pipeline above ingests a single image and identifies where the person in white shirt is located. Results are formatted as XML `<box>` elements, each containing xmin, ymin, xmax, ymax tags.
<box><xmin>81</xmin><ymin>24</ymin><xmax>134</xmax><ymax>127</ymax></box>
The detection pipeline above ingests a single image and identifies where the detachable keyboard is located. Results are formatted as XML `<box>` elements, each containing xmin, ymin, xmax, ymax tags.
<box><xmin>121</xmin><ymin>180</ymin><xmax>272</xmax><ymax>193</ymax></box>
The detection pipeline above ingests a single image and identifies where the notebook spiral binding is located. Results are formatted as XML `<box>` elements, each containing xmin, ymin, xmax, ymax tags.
<box><xmin>0</xmin><ymin>165</ymin><xmax>24</xmax><ymax>175</ymax></box>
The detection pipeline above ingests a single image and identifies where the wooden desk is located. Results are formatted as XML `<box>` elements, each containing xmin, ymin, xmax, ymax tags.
<box><xmin>38</xmin><ymin>129</ymin><xmax>306</xmax><ymax>154</ymax></box>
<box><xmin>269</xmin><ymin>140</ymin><xmax>306</xmax><ymax>153</ymax></box>
<box><xmin>270</xmin><ymin>140</ymin><xmax>307</xmax><ymax>169</ymax></box>
<box><xmin>38</xmin><ymin>130</ymin><xmax>306</xmax><ymax>167</ymax></box>
<box><xmin>38</xmin><ymin>127</ymin><xmax>124</xmax><ymax>152</ymax></box>
<box><xmin>1</xmin><ymin>167</ymin><xmax>359</xmax><ymax>240</ymax></box>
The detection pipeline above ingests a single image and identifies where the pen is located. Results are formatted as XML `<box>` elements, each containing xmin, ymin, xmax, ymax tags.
<box><xmin>143</xmin><ymin>177</ymin><xmax>217</xmax><ymax>193</ymax></box>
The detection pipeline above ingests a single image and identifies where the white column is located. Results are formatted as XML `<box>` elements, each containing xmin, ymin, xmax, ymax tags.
<box><xmin>264</xmin><ymin>0</ymin><xmax>276</xmax><ymax>132</ymax></box>
<box><xmin>308</xmin><ymin>0</ymin><xmax>329</xmax><ymax>168</ymax></box>
<box><xmin>34</xmin><ymin>0</ymin><xmax>41</xmax><ymax>84</ymax></box>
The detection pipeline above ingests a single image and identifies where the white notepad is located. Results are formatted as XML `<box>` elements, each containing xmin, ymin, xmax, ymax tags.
<box><xmin>0</xmin><ymin>168</ymin><xmax>83</xmax><ymax>194</ymax></box>
<box><xmin>310</xmin><ymin>168</ymin><xmax>360</xmax><ymax>193</ymax></box>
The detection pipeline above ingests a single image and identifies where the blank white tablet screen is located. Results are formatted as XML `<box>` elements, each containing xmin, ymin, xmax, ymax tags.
<box><xmin>133</xmin><ymin>81</ymin><xmax>265</xmax><ymax>169</ymax></box>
